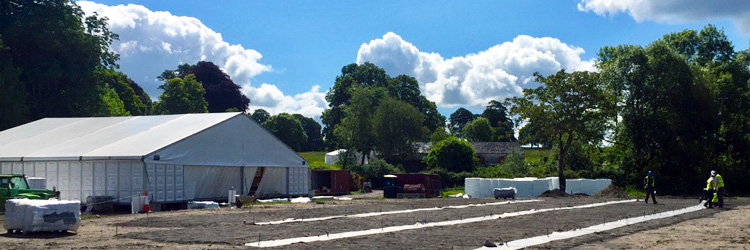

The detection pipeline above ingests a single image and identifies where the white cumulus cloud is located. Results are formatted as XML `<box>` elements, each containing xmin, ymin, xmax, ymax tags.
<box><xmin>577</xmin><ymin>0</ymin><xmax>750</xmax><ymax>34</ymax></box>
<box><xmin>77</xmin><ymin>1</ymin><xmax>328</xmax><ymax>118</ymax></box>
<box><xmin>357</xmin><ymin>32</ymin><xmax>595</xmax><ymax>109</ymax></box>
<box><xmin>242</xmin><ymin>84</ymin><xmax>327</xmax><ymax>119</ymax></box>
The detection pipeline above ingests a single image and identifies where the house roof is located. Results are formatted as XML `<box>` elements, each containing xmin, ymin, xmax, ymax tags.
<box><xmin>414</xmin><ymin>141</ymin><xmax>518</xmax><ymax>155</ymax></box>
<box><xmin>469</xmin><ymin>142</ymin><xmax>518</xmax><ymax>155</ymax></box>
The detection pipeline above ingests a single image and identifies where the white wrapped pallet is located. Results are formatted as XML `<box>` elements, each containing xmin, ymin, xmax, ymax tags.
<box><xmin>464</xmin><ymin>178</ymin><xmax>480</xmax><ymax>197</ymax></box>
<box><xmin>4</xmin><ymin>199</ymin><xmax>81</xmax><ymax>233</ymax></box>
<box><xmin>464</xmin><ymin>177</ymin><xmax>612</xmax><ymax>198</ymax></box>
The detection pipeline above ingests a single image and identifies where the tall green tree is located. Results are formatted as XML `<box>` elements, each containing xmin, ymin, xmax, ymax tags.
<box><xmin>263</xmin><ymin>113</ymin><xmax>308</xmax><ymax>151</ymax></box>
<box><xmin>98</xmin><ymin>69</ymin><xmax>150</xmax><ymax>115</ymax></box>
<box><xmin>158</xmin><ymin>61</ymin><xmax>250</xmax><ymax>113</ymax></box>
<box><xmin>323</xmin><ymin>63</ymin><xmax>445</xmax><ymax>149</ymax></box>
<box><xmin>0</xmin><ymin>0</ymin><xmax>119</xmax><ymax>125</ymax></box>
<box><xmin>0</xmin><ymin>35</ymin><xmax>27</xmax><ymax>130</ymax></box>
<box><xmin>293</xmin><ymin>114</ymin><xmax>325</xmax><ymax>151</ymax></box>
<box><xmin>152</xmin><ymin>75</ymin><xmax>208</xmax><ymax>114</ymax></box>
<box><xmin>507</xmin><ymin>70</ymin><xmax>615</xmax><ymax>192</ymax></box>
<box><xmin>462</xmin><ymin>117</ymin><xmax>493</xmax><ymax>142</ymax></box>
<box><xmin>482</xmin><ymin>100</ymin><xmax>516</xmax><ymax>142</ymax></box>
<box><xmin>324</xmin><ymin>63</ymin><xmax>391</xmax><ymax>149</ymax></box>
<box><xmin>334</xmin><ymin>87</ymin><xmax>387</xmax><ymax>163</ymax></box>
<box><xmin>372</xmin><ymin>97</ymin><xmax>425</xmax><ymax>161</ymax></box>
<box><xmin>449</xmin><ymin>108</ymin><xmax>474</xmax><ymax>135</ymax></box>
<box><xmin>599</xmin><ymin>25</ymin><xmax>750</xmax><ymax>193</ymax></box>
<box><xmin>99</xmin><ymin>87</ymin><xmax>130</xmax><ymax>116</ymax></box>
<box><xmin>251</xmin><ymin>109</ymin><xmax>271</xmax><ymax>124</ymax></box>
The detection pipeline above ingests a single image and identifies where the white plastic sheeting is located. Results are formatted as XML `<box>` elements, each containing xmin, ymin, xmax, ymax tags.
<box><xmin>478</xmin><ymin>204</ymin><xmax>705</xmax><ymax>249</ymax></box>
<box><xmin>4</xmin><ymin>199</ymin><xmax>81</xmax><ymax>233</ymax></box>
<box><xmin>246</xmin><ymin>199</ymin><xmax>635</xmax><ymax>247</ymax></box>
<box><xmin>187</xmin><ymin>201</ymin><xmax>220</xmax><ymax>209</ymax></box>
<box><xmin>465</xmin><ymin>177</ymin><xmax>611</xmax><ymax>198</ymax></box>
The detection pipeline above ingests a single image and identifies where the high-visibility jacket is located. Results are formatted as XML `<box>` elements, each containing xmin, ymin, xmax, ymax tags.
<box><xmin>706</xmin><ymin>177</ymin><xmax>715</xmax><ymax>190</ymax></box>
<box><xmin>716</xmin><ymin>174</ymin><xmax>724</xmax><ymax>188</ymax></box>
<box><xmin>644</xmin><ymin>175</ymin><xmax>655</xmax><ymax>188</ymax></box>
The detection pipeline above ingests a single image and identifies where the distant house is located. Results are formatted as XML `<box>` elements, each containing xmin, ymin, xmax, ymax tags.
<box><xmin>415</xmin><ymin>141</ymin><xmax>519</xmax><ymax>165</ymax></box>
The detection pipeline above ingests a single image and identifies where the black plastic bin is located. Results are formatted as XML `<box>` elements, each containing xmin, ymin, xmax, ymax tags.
<box><xmin>383</xmin><ymin>175</ymin><xmax>397</xmax><ymax>198</ymax></box>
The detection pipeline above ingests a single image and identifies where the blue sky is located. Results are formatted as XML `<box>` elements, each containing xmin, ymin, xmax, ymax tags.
<box><xmin>79</xmin><ymin>0</ymin><xmax>750</xmax><ymax>118</ymax></box>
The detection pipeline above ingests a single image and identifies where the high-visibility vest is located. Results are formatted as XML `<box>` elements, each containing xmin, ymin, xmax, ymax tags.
<box><xmin>706</xmin><ymin>177</ymin><xmax>715</xmax><ymax>190</ymax></box>
<box><xmin>716</xmin><ymin>174</ymin><xmax>724</xmax><ymax>188</ymax></box>
<box><xmin>644</xmin><ymin>176</ymin><xmax>655</xmax><ymax>188</ymax></box>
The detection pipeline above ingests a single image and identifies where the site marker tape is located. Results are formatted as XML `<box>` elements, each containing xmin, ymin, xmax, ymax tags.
<box><xmin>477</xmin><ymin>204</ymin><xmax>705</xmax><ymax>249</ymax></box>
<box><xmin>255</xmin><ymin>199</ymin><xmax>542</xmax><ymax>225</ymax></box>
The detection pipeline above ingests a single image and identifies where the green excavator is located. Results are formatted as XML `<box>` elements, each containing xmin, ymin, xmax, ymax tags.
<box><xmin>0</xmin><ymin>174</ymin><xmax>60</xmax><ymax>212</ymax></box>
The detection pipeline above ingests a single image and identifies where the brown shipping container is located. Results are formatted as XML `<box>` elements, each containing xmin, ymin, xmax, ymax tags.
<box><xmin>394</xmin><ymin>174</ymin><xmax>441</xmax><ymax>198</ymax></box>
<box><xmin>311</xmin><ymin>170</ymin><xmax>351</xmax><ymax>195</ymax></box>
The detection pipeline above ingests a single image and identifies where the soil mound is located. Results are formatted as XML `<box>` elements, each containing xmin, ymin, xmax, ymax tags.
<box><xmin>594</xmin><ymin>185</ymin><xmax>630</xmax><ymax>198</ymax></box>
<box><xmin>539</xmin><ymin>189</ymin><xmax>568</xmax><ymax>197</ymax></box>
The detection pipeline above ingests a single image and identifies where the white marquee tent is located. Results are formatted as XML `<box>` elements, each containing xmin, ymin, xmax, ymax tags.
<box><xmin>0</xmin><ymin>113</ymin><xmax>309</xmax><ymax>204</ymax></box>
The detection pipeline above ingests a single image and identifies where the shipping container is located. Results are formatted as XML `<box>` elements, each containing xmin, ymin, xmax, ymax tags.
<box><xmin>394</xmin><ymin>174</ymin><xmax>441</xmax><ymax>198</ymax></box>
<box><xmin>311</xmin><ymin>170</ymin><xmax>351</xmax><ymax>195</ymax></box>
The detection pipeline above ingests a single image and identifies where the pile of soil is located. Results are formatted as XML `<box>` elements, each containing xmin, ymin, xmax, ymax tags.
<box><xmin>539</xmin><ymin>189</ymin><xmax>569</xmax><ymax>197</ymax></box>
<box><xmin>594</xmin><ymin>185</ymin><xmax>630</xmax><ymax>198</ymax></box>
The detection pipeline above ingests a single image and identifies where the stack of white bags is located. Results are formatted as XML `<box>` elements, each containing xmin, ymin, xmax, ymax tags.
<box><xmin>4</xmin><ymin>199</ymin><xmax>81</xmax><ymax>233</ymax></box>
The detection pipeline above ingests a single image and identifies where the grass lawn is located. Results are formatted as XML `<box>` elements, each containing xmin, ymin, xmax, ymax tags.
<box><xmin>298</xmin><ymin>151</ymin><xmax>340</xmax><ymax>170</ymax></box>
<box><xmin>523</xmin><ymin>148</ymin><xmax>551</xmax><ymax>163</ymax></box>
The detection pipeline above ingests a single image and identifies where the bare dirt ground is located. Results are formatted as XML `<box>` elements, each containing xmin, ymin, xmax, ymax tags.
<box><xmin>0</xmin><ymin>196</ymin><xmax>746</xmax><ymax>250</ymax></box>
<box><xmin>570</xmin><ymin>199</ymin><xmax>750</xmax><ymax>250</ymax></box>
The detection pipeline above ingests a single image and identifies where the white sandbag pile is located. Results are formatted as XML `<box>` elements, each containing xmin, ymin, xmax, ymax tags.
<box><xmin>4</xmin><ymin>199</ymin><xmax>81</xmax><ymax>233</ymax></box>
<box><xmin>465</xmin><ymin>177</ymin><xmax>611</xmax><ymax>198</ymax></box>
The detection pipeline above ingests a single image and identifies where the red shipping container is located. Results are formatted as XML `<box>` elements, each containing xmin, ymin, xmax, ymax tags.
<box><xmin>311</xmin><ymin>170</ymin><xmax>351</xmax><ymax>195</ymax></box>
<box><xmin>394</xmin><ymin>174</ymin><xmax>441</xmax><ymax>198</ymax></box>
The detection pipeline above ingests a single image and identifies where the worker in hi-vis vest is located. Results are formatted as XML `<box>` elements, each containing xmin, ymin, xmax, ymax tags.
<box><xmin>705</xmin><ymin>173</ymin><xmax>716</xmax><ymax>208</ymax></box>
<box><xmin>713</xmin><ymin>170</ymin><xmax>725</xmax><ymax>208</ymax></box>
<box><xmin>644</xmin><ymin>171</ymin><xmax>657</xmax><ymax>204</ymax></box>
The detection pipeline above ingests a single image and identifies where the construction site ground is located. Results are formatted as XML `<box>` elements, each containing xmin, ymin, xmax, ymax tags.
<box><xmin>0</xmin><ymin>196</ymin><xmax>747</xmax><ymax>249</ymax></box>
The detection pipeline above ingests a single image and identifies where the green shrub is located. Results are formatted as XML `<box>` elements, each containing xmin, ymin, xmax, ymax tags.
<box><xmin>427</xmin><ymin>168</ymin><xmax>475</xmax><ymax>187</ymax></box>
<box><xmin>349</xmin><ymin>159</ymin><xmax>403</xmax><ymax>181</ymax></box>
<box><xmin>423</xmin><ymin>137</ymin><xmax>478</xmax><ymax>173</ymax></box>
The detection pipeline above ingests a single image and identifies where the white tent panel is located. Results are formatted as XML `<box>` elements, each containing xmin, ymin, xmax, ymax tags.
<box><xmin>255</xmin><ymin>167</ymin><xmax>287</xmax><ymax>196</ymax></box>
<box><xmin>145</xmin><ymin>115</ymin><xmax>306</xmax><ymax>168</ymax></box>
<box><xmin>184</xmin><ymin>165</ymin><xmax>241</xmax><ymax>200</ymax></box>
<box><xmin>288</xmin><ymin>167</ymin><xmax>309</xmax><ymax>195</ymax></box>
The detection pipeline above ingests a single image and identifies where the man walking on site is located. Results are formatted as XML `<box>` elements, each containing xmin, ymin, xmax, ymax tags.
<box><xmin>705</xmin><ymin>173</ymin><xmax>716</xmax><ymax>208</ymax></box>
<box><xmin>713</xmin><ymin>170</ymin><xmax>725</xmax><ymax>208</ymax></box>
<box><xmin>644</xmin><ymin>171</ymin><xmax>657</xmax><ymax>204</ymax></box>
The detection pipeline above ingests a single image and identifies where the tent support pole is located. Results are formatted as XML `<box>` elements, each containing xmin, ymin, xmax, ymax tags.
<box><xmin>240</xmin><ymin>167</ymin><xmax>244</xmax><ymax>195</ymax></box>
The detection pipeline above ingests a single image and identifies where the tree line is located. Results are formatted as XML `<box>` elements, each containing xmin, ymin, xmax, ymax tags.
<box><xmin>506</xmin><ymin>25</ymin><xmax>750</xmax><ymax>194</ymax></box>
